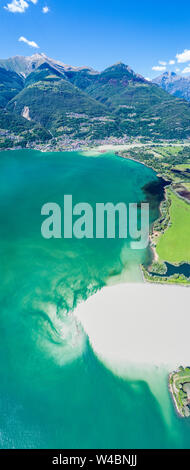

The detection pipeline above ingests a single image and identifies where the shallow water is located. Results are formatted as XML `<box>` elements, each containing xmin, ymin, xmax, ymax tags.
<box><xmin>0</xmin><ymin>149</ymin><xmax>189</xmax><ymax>449</ymax></box>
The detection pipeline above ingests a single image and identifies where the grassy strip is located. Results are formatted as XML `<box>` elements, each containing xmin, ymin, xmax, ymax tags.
<box><xmin>156</xmin><ymin>189</ymin><xmax>190</xmax><ymax>264</ymax></box>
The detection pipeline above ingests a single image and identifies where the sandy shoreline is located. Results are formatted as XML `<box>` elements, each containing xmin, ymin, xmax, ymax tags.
<box><xmin>80</xmin><ymin>143</ymin><xmax>152</xmax><ymax>157</ymax></box>
<box><xmin>74</xmin><ymin>282</ymin><xmax>189</xmax><ymax>372</ymax></box>
<box><xmin>74</xmin><ymin>282</ymin><xmax>189</xmax><ymax>416</ymax></box>
<box><xmin>81</xmin><ymin>141</ymin><xmax>190</xmax><ymax>156</ymax></box>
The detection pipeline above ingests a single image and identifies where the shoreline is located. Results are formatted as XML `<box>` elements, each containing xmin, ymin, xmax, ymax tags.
<box><xmin>148</xmin><ymin>183</ymin><xmax>169</xmax><ymax>265</ymax></box>
<box><xmin>74</xmin><ymin>283</ymin><xmax>190</xmax><ymax>369</ymax></box>
<box><xmin>3</xmin><ymin>139</ymin><xmax>190</xmax><ymax>155</ymax></box>
<box><xmin>168</xmin><ymin>373</ymin><xmax>183</xmax><ymax>418</ymax></box>
<box><xmin>74</xmin><ymin>282</ymin><xmax>190</xmax><ymax>417</ymax></box>
<box><xmin>115</xmin><ymin>149</ymin><xmax>173</xmax><ymax>270</ymax></box>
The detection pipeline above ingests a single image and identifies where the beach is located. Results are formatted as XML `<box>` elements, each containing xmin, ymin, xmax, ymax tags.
<box><xmin>74</xmin><ymin>282</ymin><xmax>189</xmax><ymax>370</ymax></box>
<box><xmin>74</xmin><ymin>282</ymin><xmax>190</xmax><ymax>412</ymax></box>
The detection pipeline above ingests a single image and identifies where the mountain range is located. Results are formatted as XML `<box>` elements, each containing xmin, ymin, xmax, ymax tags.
<box><xmin>153</xmin><ymin>71</ymin><xmax>190</xmax><ymax>102</ymax></box>
<box><xmin>1</xmin><ymin>53</ymin><xmax>190</xmax><ymax>147</ymax></box>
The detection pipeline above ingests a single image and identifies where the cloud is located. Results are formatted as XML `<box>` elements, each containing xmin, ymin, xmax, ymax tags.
<box><xmin>175</xmin><ymin>68</ymin><xmax>180</xmax><ymax>72</ymax></box>
<box><xmin>4</xmin><ymin>0</ymin><xmax>37</xmax><ymax>13</ymax></box>
<box><xmin>182</xmin><ymin>65</ymin><xmax>190</xmax><ymax>74</ymax></box>
<box><xmin>19</xmin><ymin>36</ymin><xmax>39</xmax><ymax>48</ymax></box>
<box><xmin>176</xmin><ymin>49</ymin><xmax>190</xmax><ymax>63</ymax></box>
<box><xmin>152</xmin><ymin>65</ymin><xmax>166</xmax><ymax>72</ymax></box>
<box><xmin>4</xmin><ymin>0</ymin><xmax>28</xmax><ymax>12</ymax></box>
<box><xmin>145</xmin><ymin>77</ymin><xmax>151</xmax><ymax>81</ymax></box>
<box><xmin>159</xmin><ymin>61</ymin><xmax>167</xmax><ymax>66</ymax></box>
<box><xmin>42</xmin><ymin>6</ymin><xmax>49</xmax><ymax>13</ymax></box>
<box><xmin>169</xmin><ymin>60</ymin><xmax>175</xmax><ymax>65</ymax></box>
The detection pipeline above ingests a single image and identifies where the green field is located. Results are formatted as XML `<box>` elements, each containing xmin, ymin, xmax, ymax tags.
<box><xmin>153</xmin><ymin>146</ymin><xmax>183</xmax><ymax>158</ymax></box>
<box><xmin>156</xmin><ymin>190</ymin><xmax>190</xmax><ymax>264</ymax></box>
<box><xmin>174</xmin><ymin>163</ymin><xmax>190</xmax><ymax>170</ymax></box>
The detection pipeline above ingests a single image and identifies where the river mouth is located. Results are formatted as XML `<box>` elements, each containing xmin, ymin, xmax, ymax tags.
<box><xmin>149</xmin><ymin>261</ymin><xmax>190</xmax><ymax>279</ymax></box>
<box><xmin>142</xmin><ymin>177</ymin><xmax>170</xmax><ymax>209</ymax></box>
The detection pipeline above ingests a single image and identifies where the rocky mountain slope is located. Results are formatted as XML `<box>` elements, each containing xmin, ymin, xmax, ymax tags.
<box><xmin>1</xmin><ymin>54</ymin><xmax>190</xmax><ymax>147</ymax></box>
<box><xmin>0</xmin><ymin>67</ymin><xmax>24</xmax><ymax>107</ymax></box>
<box><xmin>153</xmin><ymin>71</ymin><xmax>190</xmax><ymax>102</ymax></box>
<box><xmin>7</xmin><ymin>63</ymin><xmax>109</xmax><ymax>132</ymax></box>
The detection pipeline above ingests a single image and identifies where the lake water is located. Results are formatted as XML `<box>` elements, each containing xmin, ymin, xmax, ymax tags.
<box><xmin>0</xmin><ymin>149</ymin><xmax>189</xmax><ymax>449</ymax></box>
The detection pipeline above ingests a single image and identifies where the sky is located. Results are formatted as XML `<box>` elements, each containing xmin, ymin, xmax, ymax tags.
<box><xmin>1</xmin><ymin>0</ymin><xmax>190</xmax><ymax>78</ymax></box>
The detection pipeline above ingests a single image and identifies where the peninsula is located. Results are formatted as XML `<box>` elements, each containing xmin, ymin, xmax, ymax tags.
<box><xmin>169</xmin><ymin>367</ymin><xmax>190</xmax><ymax>418</ymax></box>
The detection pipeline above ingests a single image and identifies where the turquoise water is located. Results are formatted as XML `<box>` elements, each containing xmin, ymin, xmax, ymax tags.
<box><xmin>0</xmin><ymin>149</ymin><xmax>190</xmax><ymax>449</ymax></box>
